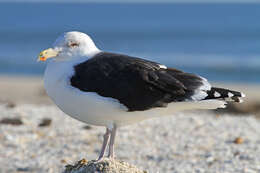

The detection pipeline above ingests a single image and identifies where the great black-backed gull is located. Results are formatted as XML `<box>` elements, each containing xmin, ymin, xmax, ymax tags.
<box><xmin>38</xmin><ymin>31</ymin><xmax>245</xmax><ymax>160</ymax></box>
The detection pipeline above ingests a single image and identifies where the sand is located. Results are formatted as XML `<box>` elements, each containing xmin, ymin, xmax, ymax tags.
<box><xmin>0</xmin><ymin>76</ymin><xmax>52</xmax><ymax>105</ymax></box>
<box><xmin>1</xmin><ymin>104</ymin><xmax>260</xmax><ymax>173</ymax></box>
<box><xmin>63</xmin><ymin>159</ymin><xmax>146</xmax><ymax>173</ymax></box>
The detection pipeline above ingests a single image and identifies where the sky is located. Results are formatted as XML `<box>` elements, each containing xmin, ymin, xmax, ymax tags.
<box><xmin>1</xmin><ymin>0</ymin><xmax>260</xmax><ymax>3</ymax></box>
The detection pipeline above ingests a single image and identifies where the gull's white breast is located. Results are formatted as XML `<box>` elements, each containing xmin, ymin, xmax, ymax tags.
<box><xmin>43</xmin><ymin>59</ymin><xmax>150</xmax><ymax>128</ymax></box>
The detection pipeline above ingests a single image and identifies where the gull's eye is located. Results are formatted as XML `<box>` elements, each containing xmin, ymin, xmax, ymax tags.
<box><xmin>68</xmin><ymin>42</ymin><xmax>79</xmax><ymax>48</ymax></box>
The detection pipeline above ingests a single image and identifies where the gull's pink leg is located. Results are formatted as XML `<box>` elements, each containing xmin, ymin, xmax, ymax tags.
<box><xmin>97</xmin><ymin>128</ymin><xmax>111</xmax><ymax>161</ymax></box>
<box><xmin>108</xmin><ymin>125</ymin><xmax>117</xmax><ymax>159</ymax></box>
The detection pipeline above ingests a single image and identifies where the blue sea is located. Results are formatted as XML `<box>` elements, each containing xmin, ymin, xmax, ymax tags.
<box><xmin>0</xmin><ymin>3</ymin><xmax>260</xmax><ymax>83</ymax></box>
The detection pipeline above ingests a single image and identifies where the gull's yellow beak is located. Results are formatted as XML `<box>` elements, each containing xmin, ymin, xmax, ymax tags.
<box><xmin>38</xmin><ymin>48</ymin><xmax>59</xmax><ymax>62</ymax></box>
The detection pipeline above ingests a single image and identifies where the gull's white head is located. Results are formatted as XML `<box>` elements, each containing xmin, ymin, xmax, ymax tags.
<box><xmin>38</xmin><ymin>31</ymin><xmax>100</xmax><ymax>62</ymax></box>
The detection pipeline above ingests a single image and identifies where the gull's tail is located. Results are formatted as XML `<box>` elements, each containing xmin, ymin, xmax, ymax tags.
<box><xmin>204</xmin><ymin>87</ymin><xmax>246</xmax><ymax>103</ymax></box>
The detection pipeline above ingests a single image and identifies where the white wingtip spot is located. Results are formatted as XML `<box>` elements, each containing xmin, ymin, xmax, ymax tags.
<box><xmin>159</xmin><ymin>64</ymin><xmax>167</xmax><ymax>69</ymax></box>
<box><xmin>228</xmin><ymin>92</ymin><xmax>234</xmax><ymax>97</ymax></box>
<box><xmin>214</xmin><ymin>91</ymin><xmax>221</xmax><ymax>97</ymax></box>
<box><xmin>241</xmin><ymin>92</ymin><xmax>246</xmax><ymax>97</ymax></box>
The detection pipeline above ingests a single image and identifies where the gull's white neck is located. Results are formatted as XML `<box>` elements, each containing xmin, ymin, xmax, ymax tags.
<box><xmin>81</xmin><ymin>43</ymin><xmax>101</xmax><ymax>58</ymax></box>
<box><xmin>86</xmin><ymin>49</ymin><xmax>101</xmax><ymax>58</ymax></box>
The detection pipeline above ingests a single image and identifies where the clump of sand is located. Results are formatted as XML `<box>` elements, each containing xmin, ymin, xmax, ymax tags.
<box><xmin>63</xmin><ymin>159</ymin><xmax>147</xmax><ymax>173</ymax></box>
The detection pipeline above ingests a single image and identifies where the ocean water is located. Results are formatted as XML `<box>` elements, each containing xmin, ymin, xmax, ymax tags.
<box><xmin>0</xmin><ymin>3</ymin><xmax>260</xmax><ymax>83</ymax></box>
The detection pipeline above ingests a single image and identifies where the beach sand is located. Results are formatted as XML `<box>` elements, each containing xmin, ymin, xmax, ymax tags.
<box><xmin>1</xmin><ymin>104</ymin><xmax>260</xmax><ymax>173</ymax></box>
<box><xmin>0</xmin><ymin>76</ymin><xmax>52</xmax><ymax>105</ymax></box>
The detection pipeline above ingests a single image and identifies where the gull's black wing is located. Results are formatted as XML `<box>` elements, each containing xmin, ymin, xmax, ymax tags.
<box><xmin>70</xmin><ymin>52</ymin><xmax>210</xmax><ymax>111</ymax></box>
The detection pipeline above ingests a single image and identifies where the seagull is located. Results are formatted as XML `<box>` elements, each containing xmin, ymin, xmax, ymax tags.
<box><xmin>38</xmin><ymin>31</ymin><xmax>245</xmax><ymax>161</ymax></box>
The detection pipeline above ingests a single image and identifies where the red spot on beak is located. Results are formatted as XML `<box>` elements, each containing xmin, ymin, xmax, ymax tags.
<box><xmin>39</xmin><ymin>57</ymin><xmax>46</xmax><ymax>61</ymax></box>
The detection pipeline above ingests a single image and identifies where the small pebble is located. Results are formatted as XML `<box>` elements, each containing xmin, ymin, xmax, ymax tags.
<box><xmin>61</xmin><ymin>159</ymin><xmax>67</xmax><ymax>164</ymax></box>
<box><xmin>234</xmin><ymin>137</ymin><xmax>244</xmax><ymax>144</ymax></box>
<box><xmin>0</xmin><ymin>117</ymin><xmax>23</xmax><ymax>125</ymax></box>
<box><xmin>83</xmin><ymin>125</ymin><xmax>92</xmax><ymax>130</ymax></box>
<box><xmin>38</xmin><ymin>118</ymin><xmax>52</xmax><ymax>127</ymax></box>
<box><xmin>215</xmin><ymin>114</ymin><xmax>221</xmax><ymax>118</ymax></box>
<box><xmin>6</xmin><ymin>102</ymin><xmax>16</xmax><ymax>108</ymax></box>
<box><xmin>234</xmin><ymin>151</ymin><xmax>240</xmax><ymax>157</ymax></box>
<box><xmin>79</xmin><ymin>158</ymin><xmax>87</xmax><ymax>165</ymax></box>
<box><xmin>17</xmin><ymin>167</ymin><xmax>31</xmax><ymax>172</ymax></box>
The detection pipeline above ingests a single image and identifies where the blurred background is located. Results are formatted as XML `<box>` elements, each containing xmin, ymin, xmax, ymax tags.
<box><xmin>0</xmin><ymin>0</ymin><xmax>260</xmax><ymax>112</ymax></box>
<box><xmin>1</xmin><ymin>2</ymin><xmax>260</xmax><ymax>172</ymax></box>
